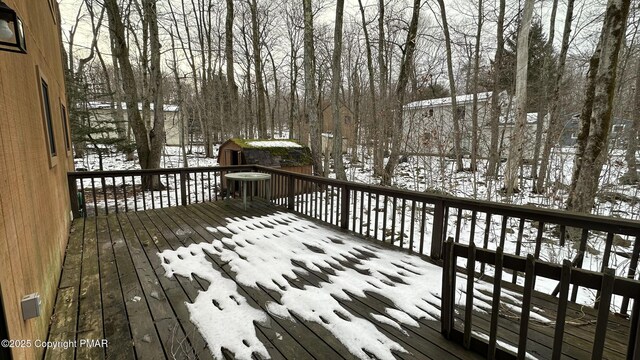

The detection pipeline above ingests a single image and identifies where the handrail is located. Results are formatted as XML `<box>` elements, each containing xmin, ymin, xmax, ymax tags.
<box><xmin>67</xmin><ymin>165</ymin><xmax>640</xmax><ymax>317</ymax></box>
<box><xmin>441</xmin><ymin>240</ymin><xmax>640</xmax><ymax>359</ymax></box>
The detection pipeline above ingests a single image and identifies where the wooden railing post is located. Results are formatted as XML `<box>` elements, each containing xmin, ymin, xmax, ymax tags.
<box><xmin>441</xmin><ymin>239</ymin><xmax>455</xmax><ymax>338</ymax></box>
<box><xmin>340</xmin><ymin>185</ymin><xmax>350</xmax><ymax>229</ymax></box>
<box><xmin>180</xmin><ymin>170</ymin><xmax>187</xmax><ymax>206</ymax></box>
<box><xmin>628</xmin><ymin>298</ymin><xmax>640</xmax><ymax>360</ymax></box>
<box><xmin>621</xmin><ymin>236</ymin><xmax>640</xmax><ymax>316</ymax></box>
<box><xmin>431</xmin><ymin>200</ymin><xmax>445</xmax><ymax>260</ymax></box>
<box><xmin>287</xmin><ymin>174</ymin><xmax>295</xmax><ymax>210</ymax></box>
<box><xmin>68</xmin><ymin>175</ymin><xmax>81</xmax><ymax>218</ymax></box>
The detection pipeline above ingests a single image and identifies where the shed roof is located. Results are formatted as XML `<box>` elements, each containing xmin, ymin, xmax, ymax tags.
<box><xmin>221</xmin><ymin>139</ymin><xmax>313</xmax><ymax>167</ymax></box>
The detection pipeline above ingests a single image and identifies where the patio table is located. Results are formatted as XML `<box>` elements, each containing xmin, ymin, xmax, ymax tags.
<box><xmin>224</xmin><ymin>172</ymin><xmax>272</xmax><ymax>210</ymax></box>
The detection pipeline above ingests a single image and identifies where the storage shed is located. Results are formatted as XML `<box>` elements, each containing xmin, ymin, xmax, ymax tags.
<box><xmin>218</xmin><ymin>139</ymin><xmax>314</xmax><ymax>197</ymax></box>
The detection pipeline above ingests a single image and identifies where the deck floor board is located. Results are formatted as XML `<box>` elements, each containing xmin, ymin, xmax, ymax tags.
<box><xmin>45</xmin><ymin>200</ymin><xmax>630</xmax><ymax>360</ymax></box>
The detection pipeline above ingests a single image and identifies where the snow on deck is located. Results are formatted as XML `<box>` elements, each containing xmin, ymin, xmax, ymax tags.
<box><xmin>158</xmin><ymin>211</ymin><xmax>543</xmax><ymax>360</ymax></box>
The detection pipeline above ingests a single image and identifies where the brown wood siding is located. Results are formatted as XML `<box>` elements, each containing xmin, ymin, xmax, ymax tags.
<box><xmin>0</xmin><ymin>1</ymin><xmax>72</xmax><ymax>359</ymax></box>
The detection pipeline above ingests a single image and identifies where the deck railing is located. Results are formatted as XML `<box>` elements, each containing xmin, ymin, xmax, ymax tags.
<box><xmin>441</xmin><ymin>240</ymin><xmax>640</xmax><ymax>360</ymax></box>
<box><xmin>68</xmin><ymin>165</ymin><xmax>640</xmax><ymax>317</ymax></box>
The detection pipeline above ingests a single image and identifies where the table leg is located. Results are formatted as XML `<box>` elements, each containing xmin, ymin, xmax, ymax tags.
<box><xmin>266</xmin><ymin>179</ymin><xmax>271</xmax><ymax>204</ymax></box>
<box><xmin>242</xmin><ymin>181</ymin><xmax>247</xmax><ymax>210</ymax></box>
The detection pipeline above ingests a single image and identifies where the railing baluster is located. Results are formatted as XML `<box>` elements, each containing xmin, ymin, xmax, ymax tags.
<box><xmin>132</xmin><ymin>176</ymin><xmax>138</xmax><ymax>212</ymax></box>
<box><xmin>487</xmin><ymin>246</ymin><xmax>504</xmax><ymax>359</ymax></box>
<box><xmin>628</xmin><ymin>298</ymin><xmax>640</xmax><ymax>360</ymax></box>
<box><xmin>551</xmin><ymin>260</ymin><xmax>572</xmax><ymax>360</ymax></box>
<box><xmin>102</xmin><ymin>177</ymin><xmax>108</xmax><ymax>215</ymax></box>
<box><xmin>431</xmin><ymin>200</ymin><xmax>445</xmax><ymax>260</ymax></box>
<box><xmin>367</xmin><ymin>192</ymin><xmax>372</xmax><ymax>238</ymax></box>
<box><xmin>122</xmin><ymin>176</ymin><xmax>128</xmax><ymax>212</ymax></box>
<box><xmin>409</xmin><ymin>200</ymin><xmax>416</xmax><ymax>252</ymax></box>
<box><xmin>374</xmin><ymin>194</ymin><xmax>380</xmax><ymax>240</ymax></box>
<box><xmin>622</xmin><ymin>236</ymin><xmax>640</xmax><ymax>316</ymax></box>
<box><xmin>141</xmin><ymin>177</ymin><xmax>147</xmax><ymax>210</ymax></box>
<box><xmin>351</xmin><ymin>189</ymin><xmax>357</xmax><ymax>231</ymax></box>
<box><xmin>400</xmin><ymin>198</ymin><xmax>406</xmax><ymax>248</ymax></box>
<box><xmin>499</xmin><ymin>215</ymin><xmax>508</xmax><ymax>249</ymax></box>
<box><xmin>68</xmin><ymin>176</ymin><xmax>80</xmax><ymax>218</ymax></box>
<box><xmin>534</xmin><ymin>221</ymin><xmax>545</xmax><ymax>259</ymax></box>
<box><xmin>165</xmin><ymin>174</ymin><xmax>171</xmax><ymax>207</ymax></box>
<box><xmin>463</xmin><ymin>242</ymin><xmax>476</xmax><ymax>349</ymax></box>
<box><xmin>517</xmin><ymin>255</ymin><xmax>536</xmax><ymax>360</ymax></box>
<box><xmin>591</xmin><ymin>269</ymin><xmax>615</xmax><ymax>360</ymax></box>
<box><xmin>111</xmin><ymin>177</ymin><xmax>118</xmax><ymax>213</ymax></box>
<box><xmin>441</xmin><ymin>240</ymin><xmax>455</xmax><ymax>338</ymax></box>
<box><xmin>391</xmin><ymin>197</ymin><xmax>397</xmax><ymax>244</ymax></box>
<box><xmin>571</xmin><ymin>228</ymin><xmax>589</xmax><ymax>302</ymax></box>
<box><xmin>383</xmin><ymin>195</ymin><xmax>388</xmax><ymax>243</ymax></box>
<box><xmin>513</xmin><ymin>218</ymin><xmax>525</xmax><ymax>283</ymax></box>
<box><xmin>340</xmin><ymin>185</ymin><xmax>349</xmax><ymax>229</ymax></box>
<box><xmin>454</xmin><ymin>208</ymin><xmax>462</xmax><ymax>243</ymax></box>
<box><xmin>419</xmin><ymin>203</ymin><xmax>426</xmax><ymax>254</ymax></box>
<box><xmin>79</xmin><ymin>179</ymin><xmax>87</xmax><ymax>216</ymax></box>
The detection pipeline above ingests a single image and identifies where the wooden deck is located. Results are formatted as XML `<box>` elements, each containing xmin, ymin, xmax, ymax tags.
<box><xmin>44</xmin><ymin>200</ymin><xmax>629</xmax><ymax>360</ymax></box>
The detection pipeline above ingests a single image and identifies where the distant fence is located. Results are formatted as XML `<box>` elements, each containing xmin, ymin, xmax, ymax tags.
<box><xmin>68</xmin><ymin>165</ymin><xmax>640</xmax><ymax>317</ymax></box>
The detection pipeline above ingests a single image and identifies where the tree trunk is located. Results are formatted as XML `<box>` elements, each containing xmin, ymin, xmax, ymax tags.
<box><xmin>105</xmin><ymin>0</ymin><xmax>163</xmax><ymax>189</ymax></box>
<box><xmin>437</xmin><ymin>0</ymin><xmax>463</xmax><ymax>172</ymax></box>
<box><xmin>503</xmin><ymin>0</ymin><xmax>535</xmax><ymax>194</ymax></box>
<box><xmin>567</xmin><ymin>0</ymin><xmax>630</xmax><ymax>213</ymax></box>
<box><xmin>470</xmin><ymin>0</ymin><xmax>483</xmax><ymax>172</ymax></box>
<box><xmin>487</xmin><ymin>0</ymin><xmax>506</xmax><ymax>177</ymax></box>
<box><xmin>225</xmin><ymin>0</ymin><xmax>239</xmax><ymax>131</ymax></box>
<box><xmin>303</xmin><ymin>0</ymin><xmax>323</xmax><ymax>175</ymax></box>
<box><xmin>357</xmin><ymin>0</ymin><xmax>381</xmax><ymax>177</ymax></box>
<box><xmin>530</xmin><ymin>0</ymin><xmax>559</xmax><ymax>188</ymax></box>
<box><xmin>623</xmin><ymin>57</ymin><xmax>640</xmax><ymax>184</ymax></box>
<box><xmin>382</xmin><ymin>0</ymin><xmax>421</xmax><ymax>185</ymax></box>
<box><xmin>535</xmin><ymin>0</ymin><xmax>575</xmax><ymax>192</ymax></box>
<box><xmin>331</xmin><ymin>0</ymin><xmax>347</xmax><ymax>180</ymax></box>
<box><xmin>249</xmin><ymin>0</ymin><xmax>268</xmax><ymax>138</ymax></box>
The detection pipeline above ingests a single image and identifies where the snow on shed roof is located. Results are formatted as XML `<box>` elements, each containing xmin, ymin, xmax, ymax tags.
<box><xmin>87</xmin><ymin>101</ymin><xmax>179</xmax><ymax>112</ymax></box>
<box><xmin>246</xmin><ymin>140</ymin><xmax>302</xmax><ymax>148</ymax></box>
<box><xmin>404</xmin><ymin>91</ymin><xmax>493</xmax><ymax>110</ymax></box>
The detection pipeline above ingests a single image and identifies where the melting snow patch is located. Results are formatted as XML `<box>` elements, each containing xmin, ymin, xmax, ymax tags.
<box><xmin>206</xmin><ymin>226</ymin><xmax>219</xmax><ymax>233</ymax></box>
<box><xmin>157</xmin><ymin>211</ymin><xmax>537</xmax><ymax>359</ymax></box>
<box><xmin>246</xmin><ymin>140</ymin><xmax>302</xmax><ymax>148</ymax></box>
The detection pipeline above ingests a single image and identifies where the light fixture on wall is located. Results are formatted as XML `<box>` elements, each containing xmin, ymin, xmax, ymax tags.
<box><xmin>0</xmin><ymin>1</ymin><xmax>26</xmax><ymax>54</ymax></box>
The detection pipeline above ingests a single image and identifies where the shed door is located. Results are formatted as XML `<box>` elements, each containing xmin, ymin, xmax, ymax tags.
<box><xmin>0</xmin><ymin>286</ymin><xmax>10</xmax><ymax>360</ymax></box>
<box><xmin>230</xmin><ymin>150</ymin><xmax>241</xmax><ymax>165</ymax></box>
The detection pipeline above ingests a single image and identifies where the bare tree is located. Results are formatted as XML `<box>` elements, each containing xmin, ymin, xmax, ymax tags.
<box><xmin>357</xmin><ymin>0</ymin><xmax>382</xmax><ymax>176</ymax></box>
<box><xmin>105</xmin><ymin>0</ymin><xmax>164</xmax><ymax>189</ymax></box>
<box><xmin>248</xmin><ymin>0</ymin><xmax>268</xmax><ymax>138</ymax></box>
<box><xmin>567</xmin><ymin>0</ymin><xmax>631</xmax><ymax>213</ymax></box>
<box><xmin>503</xmin><ymin>0</ymin><xmax>535</xmax><ymax>194</ymax></box>
<box><xmin>486</xmin><ymin>0</ymin><xmax>506</xmax><ymax>177</ymax></box>
<box><xmin>382</xmin><ymin>0</ymin><xmax>421</xmax><ymax>185</ymax></box>
<box><xmin>535</xmin><ymin>0</ymin><xmax>576</xmax><ymax>192</ymax></box>
<box><xmin>303</xmin><ymin>0</ymin><xmax>323</xmax><ymax>175</ymax></box>
<box><xmin>436</xmin><ymin>0</ymin><xmax>463</xmax><ymax>172</ymax></box>
<box><xmin>470</xmin><ymin>0</ymin><xmax>483</xmax><ymax>172</ymax></box>
<box><xmin>623</xmin><ymin>56</ymin><xmax>640</xmax><ymax>184</ymax></box>
<box><xmin>331</xmin><ymin>0</ymin><xmax>347</xmax><ymax>180</ymax></box>
<box><xmin>226</xmin><ymin>0</ymin><xmax>240</xmax><ymax>133</ymax></box>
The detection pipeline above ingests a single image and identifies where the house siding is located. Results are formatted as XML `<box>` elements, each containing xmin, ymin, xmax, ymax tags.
<box><xmin>0</xmin><ymin>1</ymin><xmax>72</xmax><ymax>359</ymax></box>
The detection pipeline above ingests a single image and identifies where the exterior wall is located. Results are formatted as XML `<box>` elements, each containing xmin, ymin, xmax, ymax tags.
<box><xmin>321</xmin><ymin>104</ymin><xmax>355</xmax><ymax>147</ymax></box>
<box><xmin>0</xmin><ymin>1</ymin><xmax>73</xmax><ymax>359</ymax></box>
<box><xmin>403</xmin><ymin>96</ymin><xmax>542</xmax><ymax>160</ymax></box>
<box><xmin>403</xmin><ymin>100</ymin><xmax>491</xmax><ymax>157</ymax></box>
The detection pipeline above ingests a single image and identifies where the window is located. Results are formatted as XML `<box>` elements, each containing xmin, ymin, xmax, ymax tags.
<box><xmin>61</xmin><ymin>103</ymin><xmax>71</xmax><ymax>153</ymax></box>
<box><xmin>38</xmin><ymin>67</ymin><xmax>57</xmax><ymax>168</ymax></box>
<box><xmin>456</xmin><ymin>107</ymin><xmax>466</xmax><ymax>120</ymax></box>
<box><xmin>612</xmin><ymin>124</ymin><xmax>625</xmax><ymax>133</ymax></box>
<box><xmin>422</xmin><ymin>108</ymin><xmax>434</xmax><ymax>118</ymax></box>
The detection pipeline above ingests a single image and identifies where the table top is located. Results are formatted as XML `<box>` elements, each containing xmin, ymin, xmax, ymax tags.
<box><xmin>224</xmin><ymin>172</ymin><xmax>272</xmax><ymax>181</ymax></box>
